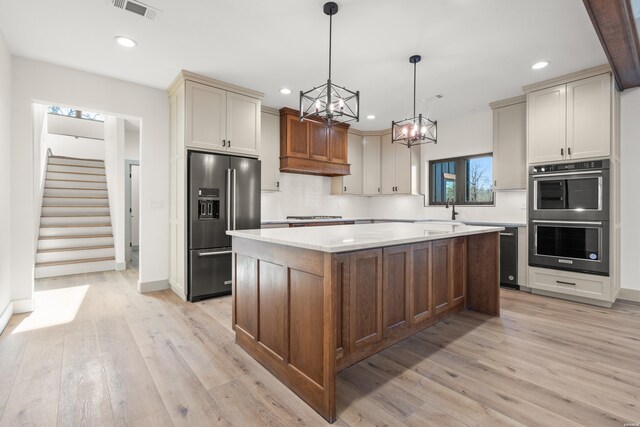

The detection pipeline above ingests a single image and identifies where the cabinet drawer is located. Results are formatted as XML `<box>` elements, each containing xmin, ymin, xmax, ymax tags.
<box><xmin>528</xmin><ymin>267</ymin><xmax>612</xmax><ymax>301</ymax></box>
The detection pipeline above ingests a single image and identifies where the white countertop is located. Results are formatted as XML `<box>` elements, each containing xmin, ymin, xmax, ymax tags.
<box><xmin>228</xmin><ymin>222</ymin><xmax>504</xmax><ymax>253</ymax></box>
<box><xmin>261</xmin><ymin>218</ymin><xmax>526</xmax><ymax>227</ymax></box>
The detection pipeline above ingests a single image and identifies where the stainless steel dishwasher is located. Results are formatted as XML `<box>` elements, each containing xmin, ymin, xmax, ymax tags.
<box><xmin>500</xmin><ymin>227</ymin><xmax>519</xmax><ymax>288</ymax></box>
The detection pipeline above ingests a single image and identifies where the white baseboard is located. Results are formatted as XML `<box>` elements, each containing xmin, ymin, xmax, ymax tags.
<box><xmin>0</xmin><ymin>302</ymin><xmax>12</xmax><ymax>334</ymax></box>
<box><xmin>137</xmin><ymin>279</ymin><xmax>169</xmax><ymax>294</ymax></box>
<box><xmin>619</xmin><ymin>288</ymin><xmax>640</xmax><ymax>303</ymax></box>
<box><xmin>12</xmin><ymin>298</ymin><xmax>34</xmax><ymax>314</ymax></box>
<box><xmin>169</xmin><ymin>280</ymin><xmax>187</xmax><ymax>301</ymax></box>
<box><xmin>115</xmin><ymin>262</ymin><xmax>126</xmax><ymax>271</ymax></box>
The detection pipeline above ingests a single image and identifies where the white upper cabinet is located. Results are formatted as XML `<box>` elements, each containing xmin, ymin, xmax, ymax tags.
<box><xmin>566</xmin><ymin>73</ymin><xmax>611</xmax><ymax>160</ymax></box>
<box><xmin>185</xmin><ymin>80</ymin><xmax>261</xmax><ymax>157</ymax></box>
<box><xmin>395</xmin><ymin>142</ymin><xmax>412</xmax><ymax>194</ymax></box>
<box><xmin>186</xmin><ymin>81</ymin><xmax>227</xmax><ymax>151</ymax></box>
<box><xmin>493</xmin><ymin>100</ymin><xmax>526</xmax><ymax>190</ymax></box>
<box><xmin>331</xmin><ymin>133</ymin><xmax>363</xmax><ymax>195</ymax></box>
<box><xmin>260</xmin><ymin>110</ymin><xmax>280</xmax><ymax>191</ymax></box>
<box><xmin>363</xmin><ymin>135</ymin><xmax>381</xmax><ymax>195</ymax></box>
<box><xmin>527</xmin><ymin>72</ymin><xmax>612</xmax><ymax>164</ymax></box>
<box><xmin>381</xmin><ymin>133</ymin><xmax>412</xmax><ymax>195</ymax></box>
<box><xmin>226</xmin><ymin>92</ymin><xmax>261</xmax><ymax>157</ymax></box>
<box><xmin>528</xmin><ymin>84</ymin><xmax>566</xmax><ymax>164</ymax></box>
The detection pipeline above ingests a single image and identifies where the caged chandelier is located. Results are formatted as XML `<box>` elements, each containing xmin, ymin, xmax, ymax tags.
<box><xmin>299</xmin><ymin>2</ymin><xmax>359</xmax><ymax>126</ymax></box>
<box><xmin>391</xmin><ymin>55</ymin><xmax>437</xmax><ymax>148</ymax></box>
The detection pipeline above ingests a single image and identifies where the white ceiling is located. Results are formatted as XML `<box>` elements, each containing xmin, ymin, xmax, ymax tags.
<box><xmin>0</xmin><ymin>0</ymin><xmax>606</xmax><ymax>131</ymax></box>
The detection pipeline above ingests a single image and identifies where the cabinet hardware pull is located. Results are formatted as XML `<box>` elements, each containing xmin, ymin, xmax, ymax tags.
<box><xmin>223</xmin><ymin>140</ymin><xmax>226</xmax><ymax>147</ymax></box>
<box><xmin>556</xmin><ymin>280</ymin><xmax>576</xmax><ymax>286</ymax></box>
<box><xmin>276</xmin><ymin>181</ymin><xmax>280</xmax><ymax>188</ymax></box>
<box><xmin>199</xmin><ymin>250</ymin><xmax>232</xmax><ymax>257</ymax></box>
<box><xmin>561</xmin><ymin>148</ymin><xmax>564</xmax><ymax>156</ymax></box>
<box><xmin>499</xmin><ymin>232</ymin><xmax>514</xmax><ymax>236</ymax></box>
<box><xmin>228</xmin><ymin>140</ymin><xmax>231</xmax><ymax>147</ymax></box>
<box><xmin>568</xmin><ymin>147</ymin><xmax>571</xmax><ymax>155</ymax></box>
<box><xmin>378</xmin><ymin>187</ymin><xmax>380</xmax><ymax>193</ymax></box>
<box><xmin>344</xmin><ymin>186</ymin><xmax>346</xmax><ymax>192</ymax></box>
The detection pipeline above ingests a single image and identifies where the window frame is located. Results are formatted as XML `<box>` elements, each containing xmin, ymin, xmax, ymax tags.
<box><xmin>428</xmin><ymin>153</ymin><xmax>494</xmax><ymax>206</ymax></box>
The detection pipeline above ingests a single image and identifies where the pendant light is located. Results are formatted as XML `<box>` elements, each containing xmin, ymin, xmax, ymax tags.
<box><xmin>299</xmin><ymin>2</ymin><xmax>359</xmax><ymax>126</ymax></box>
<box><xmin>391</xmin><ymin>55</ymin><xmax>437</xmax><ymax>148</ymax></box>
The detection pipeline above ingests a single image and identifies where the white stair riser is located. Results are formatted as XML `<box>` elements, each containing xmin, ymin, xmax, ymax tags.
<box><xmin>37</xmin><ymin>247</ymin><xmax>115</xmax><ymax>263</ymax></box>
<box><xmin>35</xmin><ymin>260</ymin><xmax>115</xmax><ymax>279</ymax></box>
<box><xmin>39</xmin><ymin>226</ymin><xmax>113</xmax><ymax>237</ymax></box>
<box><xmin>47</xmin><ymin>164</ymin><xmax>106</xmax><ymax>175</ymax></box>
<box><xmin>43</xmin><ymin>197</ymin><xmax>109</xmax><ymax>206</ymax></box>
<box><xmin>41</xmin><ymin>216</ymin><xmax>111</xmax><ymax>226</ymax></box>
<box><xmin>48</xmin><ymin>158</ymin><xmax>105</xmax><ymax>167</ymax></box>
<box><xmin>42</xmin><ymin>206</ymin><xmax>110</xmax><ymax>216</ymax></box>
<box><xmin>46</xmin><ymin>172</ymin><xmax>106</xmax><ymax>182</ymax></box>
<box><xmin>44</xmin><ymin>188</ymin><xmax>108</xmax><ymax>197</ymax></box>
<box><xmin>45</xmin><ymin>179</ymin><xmax>107</xmax><ymax>189</ymax></box>
<box><xmin>38</xmin><ymin>236</ymin><xmax>114</xmax><ymax>250</ymax></box>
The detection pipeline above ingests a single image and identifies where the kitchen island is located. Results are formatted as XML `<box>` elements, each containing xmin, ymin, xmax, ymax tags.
<box><xmin>227</xmin><ymin>222</ymin><xmax>502</xmax><ymax>422</ymax></box>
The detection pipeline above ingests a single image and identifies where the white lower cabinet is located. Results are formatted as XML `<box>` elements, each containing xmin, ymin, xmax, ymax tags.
<box><xmin>528</xmin><ymin>266</ymin><xmax>614</xmax><ymax>305</ymax></box>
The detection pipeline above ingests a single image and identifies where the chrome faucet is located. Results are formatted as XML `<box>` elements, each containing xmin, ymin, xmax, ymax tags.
<box><xmin>445</xmin><ymin>198</ymin><xmax>459</xmax><ymax>221</ymax></box>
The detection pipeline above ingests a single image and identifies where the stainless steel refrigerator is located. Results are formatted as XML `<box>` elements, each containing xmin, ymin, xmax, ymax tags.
<box><xmin>188</xmin><ymin>151</ymin><xmax>261</xmax><ymax>301</ymax></box>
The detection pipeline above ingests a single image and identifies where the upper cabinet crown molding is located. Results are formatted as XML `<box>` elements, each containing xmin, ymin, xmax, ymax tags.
<box><xmin>522</xmin><ymin>64</ymin><xmax>612</xmax><ymax>93</ymax></box>
<box><xmin>489</xmin><ymin>95</ymin><xmax>526</xmax><ymax>110</ymax></box>
<box><xmin>167</xmin><ymin>70</ymin><xmax>264</xmax><ymax>99</ymax></box>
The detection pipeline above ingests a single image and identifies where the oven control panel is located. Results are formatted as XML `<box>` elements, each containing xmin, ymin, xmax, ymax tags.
<box><xmin>530</xmin><ymin>159</ymin><xmax>608</xmax><ymax>174</ymax></box>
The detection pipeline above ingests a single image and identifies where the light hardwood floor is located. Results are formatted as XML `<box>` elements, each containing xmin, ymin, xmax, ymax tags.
<box><xmin>1</xmin><ymin>267</ymin><xmax>639</xmax><ymax>426</ymax></box>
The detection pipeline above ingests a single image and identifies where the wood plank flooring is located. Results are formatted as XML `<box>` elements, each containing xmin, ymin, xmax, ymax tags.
<box><xmin>1</xmin><ymin>267</ymin><xmax>639</xmax><ymax>426</ymax></box>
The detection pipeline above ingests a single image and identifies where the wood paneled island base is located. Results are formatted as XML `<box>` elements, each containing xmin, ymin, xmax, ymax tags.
<box><xmin>230</xmin><ymin>227</ymin><xmax>500</xmax><ymax>423</ymax></box>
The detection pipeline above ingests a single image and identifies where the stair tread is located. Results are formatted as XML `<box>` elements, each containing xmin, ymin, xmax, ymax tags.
<box><xmin>39</xmin><ymin>234</ymin><xmax>113</xmax><ymax>240</ymax></box>
<box><xmin>41</xmin><ymin>214</ymin><xmax>111</xmax><ymax>218</ymax></box>
<box><xmin>40</xmin><ymin>223</ymin><xmax>112</xmax><ymax>228</ymax></box>
<box><xmin>44</xmin><ymin>196</ymin><xmax>109</xmax><ymax>199</ymax></box>
<box><xmin>45</xmin><ymin>179</ymin><xmax>107</xmax><ymax>183</ymax></box>
<box><xmin>38</xmin><ymin>245</ymin><xmax>114</xmax><ymax>253</ymax></box>
<box><xmin>50</xmin><ymin>155</ymin><xmax>104</xmax><ymax>163</ymax></box>
<box><xmin>43</xmin><ymin>205</ymin><xmax>110</xmax><ymax>208</ymax></box>
<box><xmin>45</xmin><ymin>187</ymin><xmax>107</xmax><ymax>191</ymax></box>
<box><xmin>36</xmin><ymin>256</ymin><xmax>115</xmax><ymax>267</ymax></box>
<box><xmin>48</xmin><ymin>163</ymin><xmax>105</xmax><ymax>169</ymax></box>
<box><xmin>47</xmin><ymin>171</ymin><xmax>106</xmax><ymax>176</ymax></box>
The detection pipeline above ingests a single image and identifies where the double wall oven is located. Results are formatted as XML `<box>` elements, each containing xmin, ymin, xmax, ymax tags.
<box><xmin>528</xmin><ymin>160</ymin><xmax>609</xmax><ymax>276</ymax></box>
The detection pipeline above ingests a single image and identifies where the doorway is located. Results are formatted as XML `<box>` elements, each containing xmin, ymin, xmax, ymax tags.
<box><xmin>125</xmin><ymin>160</ymin><xmax>140</xmax><ymax>266</ymax></box>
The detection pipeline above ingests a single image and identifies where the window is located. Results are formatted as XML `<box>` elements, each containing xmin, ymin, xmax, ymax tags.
<box><xmin>429</xmin><ymin>154</ymin><xmax>493</xmax><ymax>205</ymax></box>
<box><xmin>47</xmin><ymin>106</ymin><xmax>104</xmax><ymax>122</ymax></box>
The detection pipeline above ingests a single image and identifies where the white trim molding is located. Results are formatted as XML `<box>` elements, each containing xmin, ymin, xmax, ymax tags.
<box><xmin>170</xmin><ymin>280</ymin><xmax>187</xmax><ymax>301</ymax></box>
<box><xmin>0</xmin><ymin>302</ymin><xmax>13</xmax><ymax>334</ymax></box>
<box><xmin>12</xmin><ymin>298</ymin><xmax>34</xmax><ymax>314</ymax></box>
<box><xmin>137</xmin><ymin>279</ymin><xmax>169</xmax><ymax>294</ymax></box>
<box><xmin>115</xmin><ymin>262</ymin><xmax>126</xmax><ymax>271</ymax></box>
<box><xmin>619</xmin><ymin>288</ymin><xmax>640</xmax><ymax>303</ymax></box>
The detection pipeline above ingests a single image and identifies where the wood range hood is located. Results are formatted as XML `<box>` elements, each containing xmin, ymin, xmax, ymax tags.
<box><xmin>279</xmin><ymin>108</ymin><xmax>351</xmax><ymax>177</ymax></box>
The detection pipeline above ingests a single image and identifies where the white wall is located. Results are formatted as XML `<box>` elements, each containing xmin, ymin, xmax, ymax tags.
<box><xmin>46</xmin><ymin>134</ymin><xmax>105</xmax><ymax>160</ymax></box>
<box><xmin>11</xmin><ymin>57</ymin><xmax>170</xmax><ymax>305</ymax></box>
<box><xmin>125</xmin><ymin>129</ymin><xmax>140</xmax><ymax>161</ymax></box>
<box><xmin>32</xmin><ymin>104</ymin><xmax>47</xmax><ymax>262</ymax></box>
<box><xmin>620</xmin><ymin>87</ymin><xmax>640</xmax><ymax>292</ymax></box>
<box><xmin>47</xmin><ymin>113</ymin><xmax>104</xmax><ymax>140</ymax></box>
<box><xmin>0</xmin><ymin>31</ymin><xmax>12</xmax><ymax>329</ymax></box>
<box><xmin>104</xmin><ymin>117</ymin><xmax>126</xmax><ymax>269</ymax></box>
<box><xmin>261</xmin><ymin>173</ymin><xmax>370</xmax><ymax>220</ymax></box>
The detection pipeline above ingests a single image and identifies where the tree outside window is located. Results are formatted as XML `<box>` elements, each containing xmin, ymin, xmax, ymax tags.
<box><xmin>429</xmin><ymin>154</ymin><xmax>494</xmax><ymax>205</ymax></box>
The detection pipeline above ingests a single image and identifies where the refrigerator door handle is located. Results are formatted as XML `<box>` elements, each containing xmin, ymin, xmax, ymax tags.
<box><xmin>232</xmin><ymin>169</ymin><xmax>237</xmax><ymax>230</ymax></box>
<box><xmin>226</xmin><ymin>169</ymin><xmax>232</xmax><ymax>231</ymax></box>
<box><xmin>198</xmin><ymin>250</ymin><xmax>232</xmax><ymax>257</ymax></box>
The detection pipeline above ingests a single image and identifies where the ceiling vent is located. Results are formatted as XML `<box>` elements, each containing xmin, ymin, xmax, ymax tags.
<box><xmin>111</xmin><ymin>0</ymin><xmax>161</xmax><ymax>21</ymax></box>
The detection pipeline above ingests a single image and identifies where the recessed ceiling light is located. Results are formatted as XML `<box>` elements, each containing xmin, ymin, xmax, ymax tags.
<box><xmin>531</xmin><ymin>61</ymin><xmax>549</xmax><ymax>70</ymax></box>
<box><xmin>366</xmin><ymin>114</ymin><xmax>376</xmax><ymax>120</ymax></box>
<box><xmin>115</xmin><ymin>36</ymin><xmax>137</xmax><ymax>48</ymax></box>
<box><xmin>280</xmin><ymin>88</ymin><xmax>292</xmax><ymax>95</ymax></box>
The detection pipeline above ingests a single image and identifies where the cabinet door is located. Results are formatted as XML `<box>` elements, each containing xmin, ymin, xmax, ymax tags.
<box><xmin>493</xmin><ymin>102</ymin><xmax>526</xmax><ymax>190</ymax></box>
<box><xmin>329</xmin><ymin>126</ymin><xmax>348</xmax><ymax>163</ymax></box>
<box><xmin>566</xmin><ymin>74</ymin><xmax>611</xmax><ymax>160</ymax></box>
<box><xmin>349</xmin><ymin>249</ymin><xmax>383</xmax><ymax>352</ymax></box>
<box><xmin>395</xmin><ymin>143</ymin><xmax>412</xmax><ymax>194</ymax></box>
<box><xmin>382</xmin><ymin>245</ymin><xmax>411</xmax><ymax>338</ymax></box>
<box><xmin>226</xmin><ymin>92</ymin><xmax>260</xmax><ymax>157</ymax></box>
<box><xmin>432</xmin><ymin>239</ymin><xmax>451</xmax><ymax>314</ymax></box>
<box><xmin>528</xmin><ymin>85</ymin><xmax>566</xmax><ymax>164</ymax></box>
<box><xmin>410</xmin><ymin>242</ymin><xmax>432</xmax><ymax>325</ymax></box>
<box><xmin>284</xmin><ymin>114</ymin><xmax>309</xmax><ymax>158</ymax></box>
<box><xmin>186</xmin><ymin>81</ymin><xmax>226</xmax><ymax>151</ymax></box>
<box><xmin>381</xmin><ymin>133</ymin><xmax>396</xmax><ymax>194</ymax></box>
<box><xmin>450</xmin><ymin>237</ymin><xmax>467</xmax><ymax>306</ymax></box>
<box><xmin>260</xmin><ymin>111</ymin><xmax>280</xmax><ymax>191</ymax></box>
<box><xmin>343</xmin><ymin>133</ymin><xmax>363</xmax><ymax>195</ymax></box>
<box><xmin>363</xmin><ymin>135</ymin><xmax>381</xmax><ymax>195</ymax></box>
<box><xmin>308</xmin><ymin>121</ymin><xmax>329</xmax><ymax>161</ymax></box>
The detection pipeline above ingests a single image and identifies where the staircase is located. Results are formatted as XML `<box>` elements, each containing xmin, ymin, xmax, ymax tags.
<box><xmin>35</xmin><ymin>155</ymin><xmax>115</xmax><ymax>279</ymax></box>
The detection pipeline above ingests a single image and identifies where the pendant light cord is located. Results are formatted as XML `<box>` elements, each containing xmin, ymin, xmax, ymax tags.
<box><xmin>328</xmin><ymin>13</ymin><xmax>332</xmax><ymax>81</ymax></box>
<box><xmin>413</xmin><ymin>61</ymin><xmax>417</xmax><ymax>118</ymax></box>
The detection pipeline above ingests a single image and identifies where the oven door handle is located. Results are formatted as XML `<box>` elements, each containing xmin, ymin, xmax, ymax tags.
<box><xmin>531</xmin><ymin>220</ymin><xmax>602</xmax><ymax>226</ymax></box>
<box><xmin>531</xmin><ymin>170</ymin><xmax>602</xmax><ymax>178</ymax></box>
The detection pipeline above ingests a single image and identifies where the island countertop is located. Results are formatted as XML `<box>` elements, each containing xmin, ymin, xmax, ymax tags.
<box><xmin>227</xmin><ymin>222</ymin><xmax>504</xmax><ymax>253</ymax></box>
